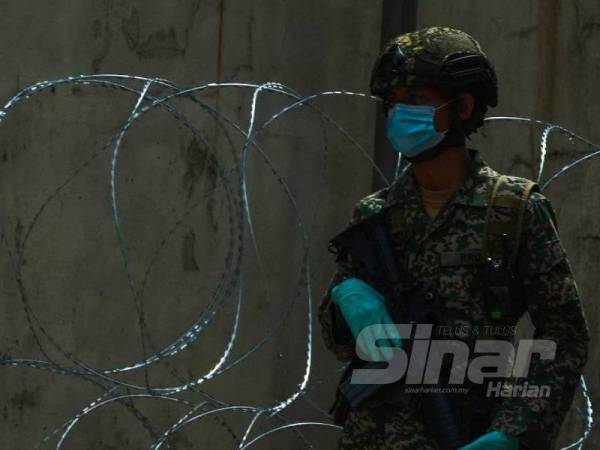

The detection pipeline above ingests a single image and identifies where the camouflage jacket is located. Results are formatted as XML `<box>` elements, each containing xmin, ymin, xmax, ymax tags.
<box><xmin>318</xmin><ymin>148</ymin><xmax>590</xmax><ymax>444</ymax></box>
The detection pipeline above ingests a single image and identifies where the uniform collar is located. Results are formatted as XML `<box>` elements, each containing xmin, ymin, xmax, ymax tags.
<box><xmin>385</xmin><ymin>148</ymin><xmax>499</xmax><ymax>209</ymax></box>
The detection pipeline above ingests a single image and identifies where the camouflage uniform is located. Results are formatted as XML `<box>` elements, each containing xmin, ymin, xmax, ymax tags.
<box><xmin>318</xmin><ymin>149</ymin><xmax>590</xmax><ymax>449</ymax></box>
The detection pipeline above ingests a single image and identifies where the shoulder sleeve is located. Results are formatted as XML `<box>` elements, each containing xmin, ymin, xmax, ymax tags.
<box><xmin>516</xmin><ymin>191</ymin><xmax>566</xmax><ymax>276</ymax></box>
<box><xmin>489</xmin><ymin>192</ymin><xmax>591</xmax><ymax>438</ymax></box>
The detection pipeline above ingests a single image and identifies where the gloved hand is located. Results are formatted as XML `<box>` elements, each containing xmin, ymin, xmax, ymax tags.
<box><xmin>457</xmin><ymin>431</ymin><xmax>519</xmax><ymax>450</ymax></box>
<box><xmin>331</xmin><ymin>277</ymin><xmax>402</xmax><ymax>361</ymax></box>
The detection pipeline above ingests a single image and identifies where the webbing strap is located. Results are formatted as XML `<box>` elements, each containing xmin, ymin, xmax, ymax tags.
<box><xmin>481</xmin><ymin>175</ymin><xmax>508</xmax><ymax>263</ymax></box>
<box><xmin>513</xmin><ymin>180</ymin><xmax>539</xmax><ymax>262</ymax></box>
<box><xmin>482</xmin><ymin>175</ymin><xmax>539</xmax><ymax>268</ymax></box>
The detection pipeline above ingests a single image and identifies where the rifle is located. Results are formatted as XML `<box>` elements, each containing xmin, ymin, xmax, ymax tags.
<box><xmin>327</xmin><ymin>206</ymin><xmax>469</xmax><ymax>450</ymax></box>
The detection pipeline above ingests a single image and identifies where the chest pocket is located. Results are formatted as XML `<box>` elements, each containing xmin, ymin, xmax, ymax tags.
<box><xmin>435</xmin><ymin>226</ymin><xmax>487</xmax><ymax>324</ymax></box>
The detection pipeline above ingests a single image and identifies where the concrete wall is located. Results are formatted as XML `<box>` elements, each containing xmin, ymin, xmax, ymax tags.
<box><xmin>0</xmin><ymin>1</ymin><xmax>382</xmax><ymax>449</ymax></box>
<box><xmin>416</xmin><ymin>2</ymin><xmax>600</xmax><ymax>448</ymax></box>
<box><xmin>2</xmin><ymin>1</ymin><xmax>599</xmax><ymax>449</ymax></box>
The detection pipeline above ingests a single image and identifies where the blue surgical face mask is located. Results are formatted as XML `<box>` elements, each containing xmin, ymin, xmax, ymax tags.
<box><xmin>386</xmin><ymin>100</ymin><xmax>454</xmax><ymax>157</ymax></box>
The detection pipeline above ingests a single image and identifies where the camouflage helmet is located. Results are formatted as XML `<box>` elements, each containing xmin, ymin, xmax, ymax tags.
<box><xmin>370</xmin><ymin>27</ymin><xmax>498</xmax><ymax>108</ymax></box>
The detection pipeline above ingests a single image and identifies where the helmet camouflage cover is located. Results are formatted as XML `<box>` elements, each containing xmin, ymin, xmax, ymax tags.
<box><xmin>370</xmin><ymin>26</ymin><xmax>498</xmax><ymax>107</ymax></box>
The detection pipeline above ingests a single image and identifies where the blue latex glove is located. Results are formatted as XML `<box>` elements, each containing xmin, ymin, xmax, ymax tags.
<box><xmin>331</xmin><ymin>277</ymin><xmax>402</xmax><ymax>361</ymax></box>
<box><xmin>457</xmin><ymin>431</ymin><xmax>519</xmax><ymax>450</ymax></box>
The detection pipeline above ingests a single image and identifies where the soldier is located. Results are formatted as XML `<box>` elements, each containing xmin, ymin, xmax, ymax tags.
<box><xmin>318</xmin><ymin>27</ymin><xmax>590</xmax><ymax>450</ymax></box>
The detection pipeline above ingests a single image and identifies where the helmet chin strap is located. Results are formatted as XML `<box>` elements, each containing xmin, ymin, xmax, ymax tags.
<box><xmin>404</xmin><ymin>100</ymin><xmax>466</xmax><ymax>164</ymax></box>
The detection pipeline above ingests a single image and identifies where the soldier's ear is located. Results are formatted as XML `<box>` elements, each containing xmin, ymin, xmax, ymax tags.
<box><xmin>457</xmin><ymin>93</ymin><xmax>475</xmax><ymax>121</ymax></box>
